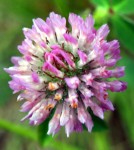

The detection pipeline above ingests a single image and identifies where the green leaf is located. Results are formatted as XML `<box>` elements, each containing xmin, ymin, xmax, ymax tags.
<box><xmin>118</xmin><ymin>55</ymin><xmax>134</xmax><ymax>87</ymax></box>
<box><xmin>90</xmin><ymin>0</ymin><xmax>109</xmax><ymax>7</ymax></box>
<box><xmin>0</xmin><ymin>119</ymin><xmax>37</xmax><ymax>141</ymax></box>
<box><xmin>93</xmin><ymin>6</ymin><xmax>109</xmax><ymax>27</ymax></box>
<box><xmin>115</xmin><ymin>87</ymin><xmax>134</xmax><ymax>145</ymax></box>
<box><xmin>112</xmin><ymin>16</ymin><xmax>134</xmax><ymax>53</ymax></box>
<box><xmin>37</xmin><ymin>108</ymin><xmax>56</xmax><ymax>146</ymax></box>
<box><xmin>93</xmin><ymin>132</ymin><xmax>111</xmax><ymax>150</ymax></box>
<box><xmin>91</xmin><ymin>0</ymin><xmax>134</xmax><ymax>16</ymax></box>
<box><xmin>53</xmin><ymin>0</ymin><xmax>70</xmax><ymax>18</ymax></box>
<box><xmin>114</xmin><ymin>0</ymin><xmax>134</xmax><ymax>15</ymax></box>
<box><xmin>38</xmin><ymin>118</ymin><xmax>50</xmax><ymax>146</ymax></box>
<box><xmin>80</xmin><ymin>9</ymin><xmax>91</xmax><ymax>19</ymax></box>
<box><xmin>92</xmin><ymin>114</ymin><xmax>108</xmax><ymax>132</ymax></box>
<box><xmin>109</xmin><ymin>0</ymin><xmax>124</xmax><ymax>6</ymax></box>
<box><xmin>85</xmin><ymin>109</ymin><xmax>108</xmax><ymax>132</ymax></box>
<box><xmin>44</xmin><ymin>139</ymin><xmax>81</xmax><ymax>150</ymax></box>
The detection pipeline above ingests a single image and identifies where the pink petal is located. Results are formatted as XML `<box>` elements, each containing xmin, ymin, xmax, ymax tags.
<box><xmin>42</xmin><ymin>61</ymin><xmax>64</xmax><ymax>78</ymax></box>
<box><xmin>47</xmin><ymin>104</ymin><xmax>62</xmax><ymax>135</ymax></box>
<box><xmin>65</xmin><ymin>76</ymin><xmax>80</xmax><ymax>89</ymax></box>
<box><xmin>60</xmin><ymin>102</ymin><xmax>70</xmax><ymax>126</ymax></box>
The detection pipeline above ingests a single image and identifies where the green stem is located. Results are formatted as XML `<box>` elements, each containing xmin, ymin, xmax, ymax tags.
<box><xmin>0</xmin><ymin>119</ymin><xmax>37</xmax><ymax>141</ymax></box>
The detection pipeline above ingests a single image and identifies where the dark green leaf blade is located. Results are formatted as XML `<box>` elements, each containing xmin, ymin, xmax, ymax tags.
<box><xmin>92</xmin><ymin>115</ymin><xmax>108</xmax><ymax>132</ymax></box>
<box><xmin>37</xmin><ymin>108</ymin><xmax>56</xmax><ymax>146</ymax></box>
<box><xmin>53</xmin><ymin>0</ymin><xmax>70</xmax><ymax>18</ymax></box>
<box><xmin>38</xmin><ymin>118</ymin><xmax>50</xmax><ymax>146</ymax></box>
<box><xmin>115</xmin><ymin>0</ymin><xmax>134</xmax><ymax>15</ymax></box>
<box><xmin>84</xmin><ymin>109</ymin><xmax>108</xmax><ymax>132</ymax></box>
<box><xmin>118</xmin><ymin>55</ymin><xmax>134</xmax><ymax>87</ymax></box>
<box><xmin>90</xmin><ymin>0</ymin><xmax>109</xmax><ymax>7</ymax></box>
<box><xmin>112</xmin><ymin>16</ymin><xmax>134</xmax><ymax>53</ymax></box>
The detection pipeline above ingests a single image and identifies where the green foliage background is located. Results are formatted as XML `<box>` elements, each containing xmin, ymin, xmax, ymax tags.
<box><xmin>0</xmin><ymin>0</ymin><xmax>134</xmax><ymax>149</ymax></box>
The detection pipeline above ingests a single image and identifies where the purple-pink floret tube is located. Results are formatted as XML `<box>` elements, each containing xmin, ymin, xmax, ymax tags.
<box><xmin>4</xmin><ymin>12</ymin><xmax>127</xmax><ymax>137</ymax></box>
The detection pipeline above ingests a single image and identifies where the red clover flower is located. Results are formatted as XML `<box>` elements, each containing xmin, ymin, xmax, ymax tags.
<box><xmin>4</xmin><ymin>12</ymin><xmax>127</xmax><ymax>137</ymax></box>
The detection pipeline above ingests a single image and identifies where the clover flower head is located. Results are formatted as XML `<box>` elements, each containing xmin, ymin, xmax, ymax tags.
<box><xmin>5</xmin><ymin>12</ymin><xmax>127</xmax><ymax>137</ymax></box>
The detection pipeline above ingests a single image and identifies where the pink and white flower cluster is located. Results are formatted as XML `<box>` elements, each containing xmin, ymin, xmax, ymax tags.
<box><xmin>5</xmin><ymin>12</ymin><xmax>127</xmax><ymax>137</ymax></box>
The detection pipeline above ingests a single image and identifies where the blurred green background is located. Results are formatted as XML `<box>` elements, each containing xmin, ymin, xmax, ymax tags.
<box><xmin>0</xmin><ymin>0</ymin><xmax>134</xmax><ymax>150</ymax></box>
